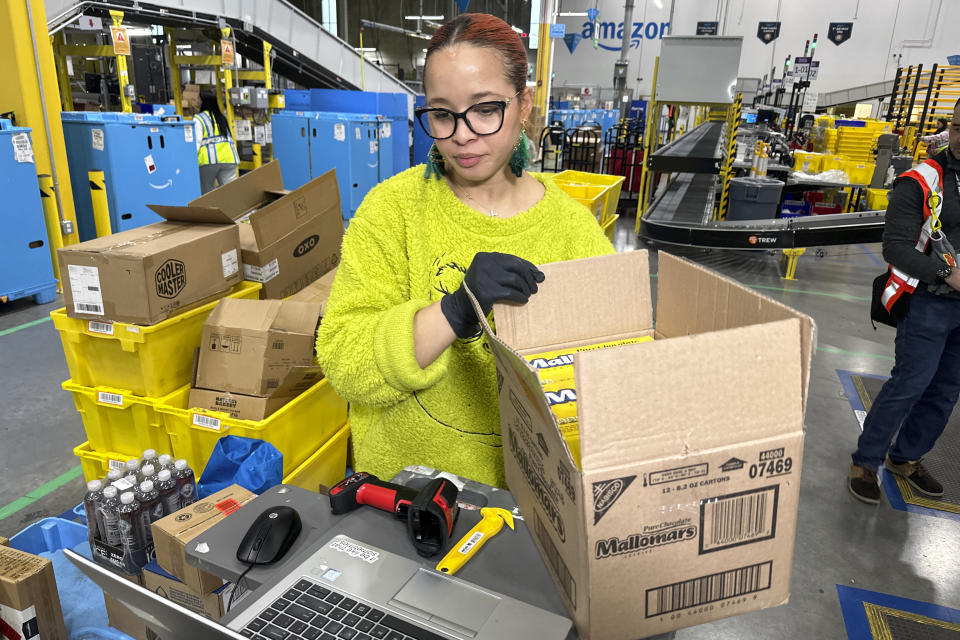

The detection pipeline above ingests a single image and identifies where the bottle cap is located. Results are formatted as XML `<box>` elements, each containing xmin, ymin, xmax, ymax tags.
<box><xmin>87</xmin><ymin>480</ymin><xmax>103</xmax><ymax>491</ymax></box>
<box><xmin>107</xmin><ymin>470</ymin><xmax>122</xmax><ymax>481</ymax></box>
<box><xmin>142</xmin><ymin>449</ymin><xmax>157</xmax><ymax>460</ymax></box>
<box><xmin>103</xmin><ymin>486</ymin><xmax>118</xmax><ymax>498</ymax></box>
<box><xmin>140</xmin><ymin>481</ymin><xmax>155</xmax><ymax>492</ymax></box>
<box><xmin>158</xmin><ymin>454</ymin><xmax>172</xmax><ymax>465</ymax></box>
<box><xmin>126</xmin><ymin>459</ymin><xmax>139</xmax><ymax>471</ymax></box>
<box><xmin>142</xmin><ymin>464</ymin><xmax>156</xmax><ymax>476</ymax></box>
<box><xmin>120</xmin><ymin>492</ymin><xmax>136</xmax><ymax>505</ymax></box>
<box><xmin>158</xmin><ymin>469</ymin><xmax>172</xmax><ymax>481</ymax></box>
<box><xmin>174</xmin><ymin>459</ymin><xmax>188</xmax><ymax>471</ymax></box>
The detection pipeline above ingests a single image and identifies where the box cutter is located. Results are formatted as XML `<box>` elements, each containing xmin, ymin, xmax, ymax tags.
<box><xmin>435</xmin><ymin>507</ymin><xmax>514</xmax><ymax>575</ymax></box>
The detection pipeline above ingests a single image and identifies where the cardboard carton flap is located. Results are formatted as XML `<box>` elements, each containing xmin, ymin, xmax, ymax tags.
<box><xmin>207</xmin><ymin>298</ymin><xmax>282</xmax><ymax>332</ymax></box>
<box><xmin>575</xmin><ymin>319</ymin><xmax>804</xmax><ymax>470</ymax></box>
<box><xmin>272</xmin><ymin>301</ymin><xmax>323</xmax><ymax>334</ymax></box>
<box><xmin>147</xmin><ymin>204</ymin><xmax>237</xmax><ymax>225</ymax></box>
<box><xmin>190</xmin><ymin>160</ymin><xmax>284</xmax><ymax>215</ymax></box>
<box><xmin>272</xmin><ymin>365</ymin><xmax>325</xmax><ymax>397</ymax></box>
<box><xmin>494</xmin><ymin>251</ymin><xmax>653</xmax><ymax>352</ymax></box>
<box><xmin>656</xmin><ymin>253</ymin><xmax>816</xmax><ymax>412</ymax></box>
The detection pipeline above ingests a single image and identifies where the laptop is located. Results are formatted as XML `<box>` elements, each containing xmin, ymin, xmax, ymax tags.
<box><xmin>66</xmin><ymin>530</ymin><xmax>572</xmax><ymax>640</ymax></box>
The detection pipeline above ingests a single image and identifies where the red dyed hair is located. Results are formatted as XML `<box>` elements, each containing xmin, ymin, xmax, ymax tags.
<box><xmin>424</xmin><ymin>13</ymin><xmax>527</xmax><ymax>92</ymax></box>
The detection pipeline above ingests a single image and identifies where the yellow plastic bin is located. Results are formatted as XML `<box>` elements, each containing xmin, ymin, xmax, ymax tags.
<box><xmin>62</xmin><ymin>379</ymin><xmax>172</xmax><ymax>459</ymax></box>
<box><xmin>792</xmin><ymin>152</ymin><xmax>822</xmax><ymax>174</ymax></box>
<box><xmin>51</xmin><ymin>281</ymin><xmax>262</xmax><ymax>397</ymax></box>
<box><xmin>156</xmin><ymin>378</ymin><xmax>348</xmax><ymax>478</ymax></box>
<box><xmin>74</xmin><ymin>441</ymin><xmax>141</xmax><ymax>481</ymax></box>
<box><xmin>551</xmin><ymin>170</ymin><xmax>625</xmax><ymax>223</ymax></box>
<box><xmin>841</xmin><ymin>160</ymin><xmax>875</xmax><ymax>185</ymax></box>
<box><xmin>602</xmin><ymin>214</ymin><xmax>619</xmax><ymax>242</ymax></box>
<box><xmin>866</xmin><ymin>188</ymin><xmax>889</xmax><ymax>210</ymax></box>
<box><xmin>283</xmin><ymin>423</ymin><xmax>351</xmax><ymax>492</ymax></box>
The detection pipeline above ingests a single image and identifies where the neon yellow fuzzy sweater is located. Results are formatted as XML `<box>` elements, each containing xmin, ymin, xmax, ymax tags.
<box><xmin>316</xmin><ymin>166</ymin><xmax>615</xmax><ymax>487</ymax></box>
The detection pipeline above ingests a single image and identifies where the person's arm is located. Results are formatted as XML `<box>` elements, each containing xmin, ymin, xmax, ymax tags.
<box><xmin>882</xmin><ymin>178</ymin><xmax>942</xmax><ymax>283</ymax></box>
<box><xmin>316</xmin><ymin>190</ymin><xmax>451</xmax><ymax>407</ymax></box>
<box><xmin>413</xmin><ymin>302</ymin><xmax>456</xmax><ymax>369</ymax></box>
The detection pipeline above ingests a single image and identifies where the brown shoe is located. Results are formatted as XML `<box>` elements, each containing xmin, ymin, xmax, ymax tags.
<box><xmin>885</xmin><ymin>456</ymin><xmax>944</xmax><ymax>497</ymax></box>
<box><xmin>848</xmin><ymin>464</ymin><xmax>881</xmax><ymax>504</ymax></box>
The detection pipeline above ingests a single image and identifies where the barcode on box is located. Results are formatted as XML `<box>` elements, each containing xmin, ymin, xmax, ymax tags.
<box><xmin>88</xmin><ymin>320</ymin><xmax>114</xmax><ymax>336</ymax></box>
<box><xmin>699</xmin><ymin>485</ymin><xmax>778</xmax><ymax>554</ymax></box>
<box><xmin>192</xmin><ymin>413</ymin><xmax>222</xmax><ymax>431</ymax></box>
<box><xmin>98</xmin><ymin>391</ymin><xmax>123</xmax><ymax>406</ymax></box>
<box><xmin>108</xmin><ymin>459</ymin><xmax>126</xmax><ymax>471</ymax></box>
<box><xmin>645</xmin><ymin>561</ymin><xmax>773</xmax><ymax>617</ymax></box>
<box><xmin>534</xmin><ymin>513</ymin><xmax>577</xmax><ymax>607</ymax></box>
<box><xmin>77</xmin><ymin>303</ymin><xmax>103</xmax><ymax>314</ymax></box>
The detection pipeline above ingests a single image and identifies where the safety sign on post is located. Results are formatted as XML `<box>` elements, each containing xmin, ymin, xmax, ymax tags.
<box><xmin>809</xmin><ymin>61</ymin><xmax>820</xmax><ymax>81</ymax></box>
<box><xmin>221</xmin><ymin>39</ymin><xmax>235</xmax><ymax>66</ymax></box>
<box><xmin>794</xmin><ymin>56</ymin><xmax>811</xmax><ymax>76</ymax></box>
<box><xmin>110</xmin><ymin>26</ymin><xmax>130</xmax><ymax>55</ymax></box>
<box><xmin>549</xmin><ymin>23</ymin><xmax>566</xmax><ymax>38</ymax></box>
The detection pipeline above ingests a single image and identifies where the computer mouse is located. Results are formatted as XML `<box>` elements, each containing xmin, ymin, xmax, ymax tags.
<box><xmin>236</xmin><ymin>506</ymin><xmax>302</xmax><ymax>565</ymax></box>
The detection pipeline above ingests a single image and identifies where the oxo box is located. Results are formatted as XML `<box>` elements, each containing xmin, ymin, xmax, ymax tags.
<box><xmin>481</xmin><ymin>251</ymin><xmax>814</xmax><ymax>639</ymax></box>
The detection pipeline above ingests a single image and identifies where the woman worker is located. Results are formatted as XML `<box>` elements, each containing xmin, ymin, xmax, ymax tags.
<box><xmin>316</xmin><ymin>13</ymin><xmax>614</xmax><ymax>488</ymax></box>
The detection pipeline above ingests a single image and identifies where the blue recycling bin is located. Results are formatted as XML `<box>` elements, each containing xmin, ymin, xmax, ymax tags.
<box><xmin>0</xmin><ymin>120</ymin><xmax>57</xmax><ymax>305</ymax></box>
<box><xmin>61</xmin><ymin>111</ymin><xmax>201</xmax><ymax>241</ymax></box>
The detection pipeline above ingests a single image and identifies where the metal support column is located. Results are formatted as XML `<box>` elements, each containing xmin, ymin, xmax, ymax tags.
<box><xmin>52</xmin><ymin>35</ymin><xmax>73</xmax><ymax>111</ymax></box>
<box><xmin>716</xmin><ymin>93</ymin><xmax>742</xmax><ymax>221</ymax></box>
<box><xmin>636</xmin><ymin>57</ymin><xmax>660</xmax><ymax>233</ymax></box>
<box><xmin>0</xmin><ymin>0</ymin><xmax>79</xmax><ymax>269</ymax></box>
<box><xmin>166</xmin><ymin>28</ymin><xmax>183</xmax><ymax>115</ymax></box>
<box><xmin>109</xmin><ymin>11</ymin><xmax>132</xmax><ymax>113</ymax></box>
<box><xmin>88</xmin><ymin>170</ymin><xmax>112</xmax><ymax>238</ymax></box>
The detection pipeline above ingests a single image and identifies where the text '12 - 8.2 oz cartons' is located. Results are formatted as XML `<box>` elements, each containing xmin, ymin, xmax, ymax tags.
<box><xmin>478</xmin><ymin>250</ymin><xmax>814</xmax><ymax>640</ymax></box>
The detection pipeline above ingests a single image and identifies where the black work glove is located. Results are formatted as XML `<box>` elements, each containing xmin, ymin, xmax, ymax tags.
<box><xmin>441</xmin><ymin>252</ymin><xmax>545</xmax><ymax>338</ymax></box>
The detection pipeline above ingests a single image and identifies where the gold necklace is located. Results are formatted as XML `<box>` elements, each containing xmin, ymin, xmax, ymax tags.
<box><xmin>450</xmin><ymin>184</ymin><xmax>499</xmax><ymax>217</ymax></box>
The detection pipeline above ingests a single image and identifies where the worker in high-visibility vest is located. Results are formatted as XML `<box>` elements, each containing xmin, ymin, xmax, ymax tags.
<box><xmin>194</xmin><ymin>93</ymin><xmax>239</xmax><ymax>194</ymax></box>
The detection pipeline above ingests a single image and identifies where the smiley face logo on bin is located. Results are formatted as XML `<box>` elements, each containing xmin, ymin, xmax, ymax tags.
<box><xmin>155</xmin><ymin>259</ymin><xmax>186</xmax><ymax>298</ymax></box>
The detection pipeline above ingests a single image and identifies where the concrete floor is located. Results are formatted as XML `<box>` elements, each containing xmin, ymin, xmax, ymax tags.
<box><xmin>1</xmin><ymin>214</ymin><xmax>958</xmax><ymax>638</ymax></box>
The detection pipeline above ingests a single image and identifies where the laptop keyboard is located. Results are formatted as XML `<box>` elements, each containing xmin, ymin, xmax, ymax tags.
<box><xmin>240</xmin><ymin>577</ymin><xmax>448</xmax><ymax>640</ymax></box>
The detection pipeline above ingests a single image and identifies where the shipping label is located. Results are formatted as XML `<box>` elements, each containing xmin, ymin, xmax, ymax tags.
<box><xmin>192</xmin><ymin>413</ymin><xmax>222</xmax><ymax>431</ymax></box>
<box><xmin>242</xmin><ymin>259</ymin><xmax>280</xmax><ymax>283</ymax></box>
<box><xmin>184</xmin><ymin>125</ymin><xmax>194</xmax><ymax>143</ymax></box>
<box><xmin>92</xmin><ymin>128</ymin><xmax>105</xmax><ymax>151</ymax></box>
<box><xmin>334</xmin><ymin>123</ymin><xmax>346</xmax><ymax>141</ymax></box>
<box><xmin>68</xmin><ymin>264</ymin><xmax>105</xmax><ymax>315</ymax></box>
<box><xmin>144</xmin><ymin>154</ymin><xmax>157</xmax><ymax>174</ymax></box>
<box><xmin>11</xmin><ymin>132</ymin><xmax>34</xmax><ymax>164</ymax></box>
<box><xmin>221</xmin><ymin>249</ymin><xmax>239</xmax><ymax>278</ymax></box>
<box><xmin>380</xmin><ymin>122</ymin><xmax>391</xmax><ymax>138</ymax></box>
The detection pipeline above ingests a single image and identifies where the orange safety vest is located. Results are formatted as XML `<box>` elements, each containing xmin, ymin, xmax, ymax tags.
<box><xmin>881</xmin><ymin>158</ymin><xmax>945</xmax><ymax>312</ymax></box>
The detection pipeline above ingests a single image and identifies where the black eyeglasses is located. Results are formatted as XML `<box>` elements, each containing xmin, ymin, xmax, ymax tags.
<box><xmin>415</xmin><ymin>92</ymin><xmax>520</xmax><ymax>140</ymax></box>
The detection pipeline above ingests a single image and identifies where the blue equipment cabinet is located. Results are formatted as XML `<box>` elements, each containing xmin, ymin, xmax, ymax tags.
<box><xmin>272</xmin><ymin>110</ymin><xmax>382</xmax><ymax>219</ymax></box>
<box><xmin>287</xmin><ymin>88</ymin><xmax>410</xmax><ymax>179</ymax></box>
<box><xmin>0</xmin><ymin>120</ymin><xmax>57</xmax><ymax>304</ymax></box>
<box><xmin>61</xmin><ymin>112</ymin><xmax>201</xmax><ymax>241</ymax></box>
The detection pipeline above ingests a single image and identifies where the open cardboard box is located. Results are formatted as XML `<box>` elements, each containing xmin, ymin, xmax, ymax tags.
<box><xmin>479</xmin><ymin>250</ymin><xmax>814</xmax><ymax>640</ymax></box>
<box><xmin>149</xmin><ymin>161</ymin><xmax>343</xmax><ymax>299</ymax></box>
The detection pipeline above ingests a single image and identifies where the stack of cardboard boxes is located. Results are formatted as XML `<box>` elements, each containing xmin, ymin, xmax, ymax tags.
<box><xmin>106</xmin><ymin>484</ymin><xmax>256</xmax><ymax>638</ymax></box>
<box><xmin>189</xmin><ymin>298</ymin><xmax>324</xmax><ymax>420</ymax></box>
<box><xmin>57</xmin><ymin>160</ymin><xmax>344</xmax><ymax>478</ymax></box>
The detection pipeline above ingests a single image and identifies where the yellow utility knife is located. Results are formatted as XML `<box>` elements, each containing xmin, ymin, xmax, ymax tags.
<box><xmin>435</xmin><ymin>507</ymin><xmax>514</xmax><ymax>575</ymax></box>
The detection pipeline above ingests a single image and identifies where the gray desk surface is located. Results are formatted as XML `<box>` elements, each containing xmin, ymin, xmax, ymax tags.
<box><xmin>188</xmin><ymin>468</ymin><xmax>576</xmax><ymax>638</ymax></box>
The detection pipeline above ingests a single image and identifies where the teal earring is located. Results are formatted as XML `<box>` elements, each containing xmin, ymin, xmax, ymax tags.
<box><xmin>425</xmin><ymin>143</ymin><xmax>446</xmax><ymax>179</ymax></box>
<box><xmin>509</xmin><ymin>131</ymin><xmax>531</xmax><ymax>178</ymax></box>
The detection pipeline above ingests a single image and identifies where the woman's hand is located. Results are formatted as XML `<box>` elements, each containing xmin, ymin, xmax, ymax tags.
<box><xmin>441</xmin><ymin>252</ymin><xmax>545</xmax><ymax>338</ymax></box>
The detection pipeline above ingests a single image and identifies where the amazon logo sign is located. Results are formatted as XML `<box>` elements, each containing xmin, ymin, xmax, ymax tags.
<box><xmin>579</xmin><ymin>20</ymin><xmax>670</xmax><ymax>50</ymax></box>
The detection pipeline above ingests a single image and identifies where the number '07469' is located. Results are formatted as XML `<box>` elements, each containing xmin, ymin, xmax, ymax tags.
<box><xmin>749</xmin><ymin>458</ymin><xmax>792</xmax><ymax>478</ymax></box>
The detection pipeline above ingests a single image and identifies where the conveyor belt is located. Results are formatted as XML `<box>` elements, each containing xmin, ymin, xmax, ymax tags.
<box><xmin>648</xmin><ymin>122</ymin><xmax>725</xmax><ymax>173</ymax></box>
<box><xmin>640</xmin><ymin>209</ymin><xmax>885</xmax><ymax>249</ymax></box>
<box><xmin>645</xmin><ymin>173</ymin><xmax>716</xmax><ymax>225</ymax></box>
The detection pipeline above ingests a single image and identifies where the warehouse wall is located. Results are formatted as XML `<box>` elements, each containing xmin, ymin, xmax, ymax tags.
<box><xmin>552</xmin><ymin>0</ymin><xmax>956</xmax><ymax>100</ymax></box>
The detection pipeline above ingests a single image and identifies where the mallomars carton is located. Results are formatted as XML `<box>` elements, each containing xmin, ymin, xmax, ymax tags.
<box><xmin>479</xmin><ymin>250</ymin><xmax>814</xmax><ymax>640</ymax></box>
